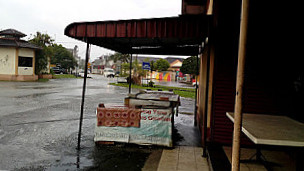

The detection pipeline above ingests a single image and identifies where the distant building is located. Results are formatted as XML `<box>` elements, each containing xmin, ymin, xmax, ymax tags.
<box><xmin>91</xmin><ymin>57</ymin><xmax>104</xmax><ymax>74</ymax></box>
<box><xmin>67</xmin><ymin>45</ymin><xmax>80</xmax><ymax>74</ymax></box>
<box><xmin>0</xmin><ymin>29</ymin><xmax>41</xmax><ymax>81</ymax></box>
<box><xmin>168</xmin><ymin>59</ymin><xmax>183</xmax><ymax>72</ymax></box>
<box><xmin>91</xmin><ymin>55</ymin><xmax>113</xmax><ymax>74</ymax></box>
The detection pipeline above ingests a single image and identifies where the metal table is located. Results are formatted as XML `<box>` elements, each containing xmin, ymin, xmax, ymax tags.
<box><xmin>226</xmin><ymin>112</ymin><xmax>304</xmax><ymax>171</ymax></box>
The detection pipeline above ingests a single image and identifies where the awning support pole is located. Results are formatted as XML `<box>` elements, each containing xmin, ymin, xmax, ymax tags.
<box><xmin>77</xmin><ymin>41</ymin><xmax>90</xmax><ymax>150</ymax></box>
<box><xmin>203</xmin><ymin>41</ymin><xmax>211</xmax><ymax>157</ymax></box>
<box><xmin>194</xmin><ymin>53</ymin><xmax>199</xmax><ymax>126</ymax></box>
<box><xmin>231</xmin><ymin>0</ymin><xmax>249</xmax><ymax>170</ymax></box>
<box><xmin>128</xmin><ymin>54</ymin><xmax>133</xmax><ymax>94</ymax></box>
<box><xmin>203</xmin><ymin>15</ymin><xmax>212</xmax><ymax>158</ymax></box>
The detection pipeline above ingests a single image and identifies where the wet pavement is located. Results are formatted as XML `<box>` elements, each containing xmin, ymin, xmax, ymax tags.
<box><xmin>0</xmin><ymin>75</ymin><xmax>197</xmax><ymax>170</ymax></box>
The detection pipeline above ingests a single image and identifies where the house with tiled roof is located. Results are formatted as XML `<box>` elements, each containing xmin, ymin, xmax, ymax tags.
<box><xmin>0</xmin><ymin>29</ymin><xmax>40</xmax><ymax>81</ymax></box>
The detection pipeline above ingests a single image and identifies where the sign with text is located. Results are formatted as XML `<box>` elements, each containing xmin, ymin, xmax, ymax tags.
<box><xmin>142</xmin><ymin>62</ymin><xmax>151</xmax><ymax>70</ymax></box>
<box><xmin>94</xmin><ymin>108</ymin><xmax>173</xmax><ymax>147</ymax></box>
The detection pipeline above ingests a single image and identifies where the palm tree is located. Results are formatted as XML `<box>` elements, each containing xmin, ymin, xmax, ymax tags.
<box><xmin>109</xmin><ymin>53</ymin><xmax>130</xmax><ymax>63</ymax></box>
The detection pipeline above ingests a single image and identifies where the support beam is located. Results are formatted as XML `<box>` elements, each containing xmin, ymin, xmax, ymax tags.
<box><xmin>77</xmin><ymin>41</ymin><xmax>90</xmax><ymax>150</ymax></box>
<box><xmin>194</xmin><ymin>53</ymin><xmax>199</xmax><ymax>126</ymax></box>
<box><xmin>128</xmin><ymin>54</ymin><xmax>133</xmax><ymax>94</ymax></box>
<box><xmin>203</xmin><ymin>15</ymin><xmax>213</xmax><ymax>158</ymax></box>
<box><xmin>231</xmin><ymin>0</ymin><xmax>249</xmax><ymax>170</ymax></box>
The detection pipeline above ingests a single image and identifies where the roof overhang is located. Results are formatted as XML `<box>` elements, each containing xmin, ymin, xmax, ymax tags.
<box><xmin>65</xmin><ymin>15</ymin><xmax>208</xmax><ymax>56</ymax></box>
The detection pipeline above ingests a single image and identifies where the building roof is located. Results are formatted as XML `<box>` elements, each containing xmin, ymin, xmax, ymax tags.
<box><xmin>0</xmin><ymin>29</ymin><xmax>27</xmax><ymax>38</ymax></box>
<box><xmin>166</xmin><ymin>57</ymin><xmax>183</xmax><ymax>64</ymax></box>
<box><xmin>0</xmin><ymin>38</ymin><xmax>41</xmax><ymax>50</ymax></box>
<box><xmin>0</xmin><ymin>29</ymin><xmax>41</xmax><ymax>50</ymax></box>
<box><xmin>170</xmin><ymin>59</ymin><xmax>183</xmax><ymax>68</ymax></box>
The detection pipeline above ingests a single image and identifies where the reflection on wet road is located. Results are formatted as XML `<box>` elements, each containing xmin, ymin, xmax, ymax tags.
<box><xmin>0</xmin><ymin>75</ymin><xmax>196</xmax><ymax>170</ymax></box>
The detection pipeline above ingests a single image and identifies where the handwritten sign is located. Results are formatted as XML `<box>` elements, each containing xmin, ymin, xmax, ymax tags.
<box><xmin>94</xmin><ymin>108</ymin><xmax>173</xmax><ymax>147</ymax></box>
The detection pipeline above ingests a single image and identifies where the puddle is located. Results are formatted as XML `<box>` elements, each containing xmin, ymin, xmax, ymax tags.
<box><xmin>13</xmin><ymin>92</ymin><xmax>58</xmax><ymax>99</ymax></box>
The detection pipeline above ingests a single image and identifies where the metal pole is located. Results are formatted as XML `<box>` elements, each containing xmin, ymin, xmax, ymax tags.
<box><xmin>128</xmin><ymin>54</ymin><xmax>133</xmax><ymax>94</ymax></box>
<box><xmin>202</xmin><ymin>14</ymin><xmax>213</xmax><ymax>158</ymax></box>
<box><xmin>194</xmin><ymin>54</ymin><xmax>199</xmax><ymax>126</ymax></box>
<box><xmin>77</xmin><ymin>41</ymin><xmax>90</xmax><ymax>150</ymax></box>
<box><xmin>231</xmin><ymin>0</ymin><xmax>249</xmax><ymax>170</ymax></box>
<box><xmin>203</xmin><ymin>41</ymin><xmax>211</xmax><ymax>157</ymax></box>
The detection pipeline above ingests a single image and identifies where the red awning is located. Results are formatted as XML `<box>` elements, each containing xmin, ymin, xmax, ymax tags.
<box><xmin>65</xmin><ymin>15</ymin><xmax>208</xmax><ymax>56</ymax></box>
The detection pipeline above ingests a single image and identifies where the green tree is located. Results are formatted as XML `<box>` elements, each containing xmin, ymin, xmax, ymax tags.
<box><xmin>180</xmin><ymin>56</ymin><xmax>200</xmax><ymax>75</ymax></box>
<box><xmin>109</xmin><ymin>52</ymin><xmax>130</xmax><ymax>63</ymax></box>
<box><xmin>51</xmin><ymin>44</ymin><xmax>77</xmax><ymax>70</ymax></box>
<box><xmin>155</xmin><ymin>58</ymin><xmax>170</xmax><ymax>71</ymax></box>
<box><xmin>150</xmin><ymin>60</ymin><xmax>156</xmax><ymax>71</ymax></box>
<box><xmin>29</xmin><ymin>32</ymin><xmax>54</xmax><ymax>74</ymax></box>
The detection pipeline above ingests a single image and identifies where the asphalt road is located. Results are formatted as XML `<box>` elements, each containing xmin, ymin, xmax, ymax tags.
<box><xmin>0</xmin><ymin>75</ymin><xmax>197</xmax><ymax>170</ymax></box>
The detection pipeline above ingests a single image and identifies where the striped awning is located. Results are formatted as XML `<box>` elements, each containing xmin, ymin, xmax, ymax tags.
<box><xmin>64</xmin><ymin>15</ymin><xmax>208</xmax><ymax>55</ymax></box>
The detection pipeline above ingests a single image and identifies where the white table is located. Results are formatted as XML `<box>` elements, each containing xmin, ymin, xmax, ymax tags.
<box><xmin>226</xmin><ymin>112</ymin><xmax>304</xmax><ymax>171</ymax></box>
<box><xmin>226</xmin><ymin>112</ymin><xmax>304</xmax><ymax>147</ymax></box>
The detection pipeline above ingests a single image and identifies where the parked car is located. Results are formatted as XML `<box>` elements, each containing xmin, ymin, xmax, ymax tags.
<box><xmin>79</xmin><ymin>70</ymin><xmax>92</xmax><ymax>78</ymax></box>
<box><xmin>103</xmin><ymin>68</ymin><xmax>115</xmax><ymax>78</ymax></box>
<box><xmin>51</xmin><ymin>67</ymin><xmax>66</xmax><ymax>74</ymax></box>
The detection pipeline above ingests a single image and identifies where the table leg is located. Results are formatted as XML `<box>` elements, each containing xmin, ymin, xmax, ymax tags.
<box><xmin>241</xmin><ymin>146</ymin><xmax>279</xmax><ymax>171</ymax></box>
<box><xmin>296</xmin><ymin>148</ymin><xmax>303</xmax><ymax>171</ymax></box>
<box><xmin>256</xmin><ymin>146</ymin><xmax>262</xmax><ymax>161</ymax></box>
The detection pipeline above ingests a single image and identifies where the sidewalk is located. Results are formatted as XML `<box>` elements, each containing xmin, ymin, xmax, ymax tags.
<box><xmin>157</xmin><ymin>146</ymin><xmax>209</xmax><ymax>171</ymax></box>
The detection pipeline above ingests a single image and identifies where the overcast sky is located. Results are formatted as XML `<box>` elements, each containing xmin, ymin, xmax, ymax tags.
<box><xmin>0</xmin><ymin>0</ymin><xmax>184</xmax><ymax>61</ymax></box>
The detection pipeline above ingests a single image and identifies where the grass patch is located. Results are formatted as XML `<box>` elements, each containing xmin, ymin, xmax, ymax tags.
<box><xmin>109</xmin><ymin>83</ymin><xmax>195</xmax><ymax>99</ymax></box>
<box><xmin>53</xmin><ymin>74</ymin><xmax>79</xmax><ymax>79</ymax></box>
<box><xmin>37</xmin><ymin>78</ymin><xmax>49</xmax><ymax>82</ymax></box>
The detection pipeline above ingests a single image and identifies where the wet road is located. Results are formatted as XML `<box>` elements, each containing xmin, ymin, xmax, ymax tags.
<box><xmin>0</xmin><ymin>75</ymin><xmax>196</xmax><ymax>170</ymax></box>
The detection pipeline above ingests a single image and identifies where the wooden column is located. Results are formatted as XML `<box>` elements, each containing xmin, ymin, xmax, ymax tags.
<box><xmin>231</xmin><ymin>0</ymin><xmax>249</xmax><ymax>170</ymax></box>
<box><xmin>32</xmin><ymin>50</ymin><xmax>35</xmax><ymax>75</ymax></box>
<box><xmin>15</xmin><ymin>48</ymin><xmax>19</xmax><ymax>75</ymax></box>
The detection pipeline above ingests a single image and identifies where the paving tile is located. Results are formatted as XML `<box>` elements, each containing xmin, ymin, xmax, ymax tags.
<box><xmin>161</xmin><ymin>154</ymin><xmax>178</xmax><ymax>160</ymax></box>
<box><xmin>157</xmin><ymin>165</ymin><xmax>177</xmax><ymax>171</ymax></box>
<box><xmin>179</xmin><ymin>146</ymin><xmax>195</xmax><ymax>153</ymax></box>
<box><xmin>157</xmin><ymin>146</ymin><xmax>210</xmax><ymax>171</ymax></box>
<box><xmin>194</xmin><ymin>147</ymin><xmax>203</xmax><ymax>154</ymax></box>
<box><xmin>165</xmin><ymin>147</ymin><xmax>180</xmax><ymax>152</ymax></box>
<box><xmin>179</xmin><ymin>153</ymin><xmax>195</xmax><ymax>160</ymax></box>
<box><xmin>198</xmin><ymin>165</ymin><xmax>210</xmax><ymax>171</ymax></box>
<box><xmin>178</xmin><ymin>162</ymin><xmax>197</xmax><ymax>171</ymax></box>
<box><xmin>158</xmin><ymin>159</ymin><xmax>178</xmax><ymax>166</ymax></box>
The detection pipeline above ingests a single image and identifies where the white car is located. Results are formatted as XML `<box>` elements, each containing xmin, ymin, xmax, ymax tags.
<box><xmin>103</xmin><ymin>68</ymin><xmax>115</xmax><ymax>78</ymax></box>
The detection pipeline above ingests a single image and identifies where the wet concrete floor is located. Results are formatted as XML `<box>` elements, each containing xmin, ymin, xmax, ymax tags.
<box><xmin>0</xmin><ymin>74</ymin><xmax>198</xmax><ymax>170</ymax></box>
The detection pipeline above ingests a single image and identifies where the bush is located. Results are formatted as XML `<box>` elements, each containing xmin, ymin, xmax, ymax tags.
<box><xmin>50</xmin><ymin>68</ymin><xmax>55</xmax><ymax>75</ymax></box>
<box><xmin>148</xmin><ymin>81</ymin><xmax>155</xmax><ymax>87</ymax></box>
